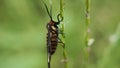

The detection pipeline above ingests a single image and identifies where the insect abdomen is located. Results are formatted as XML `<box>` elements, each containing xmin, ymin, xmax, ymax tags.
<box><xmin>50</xmin><ymin>32</ymin><xmax>58</xmax><ymax>55</ymax></box>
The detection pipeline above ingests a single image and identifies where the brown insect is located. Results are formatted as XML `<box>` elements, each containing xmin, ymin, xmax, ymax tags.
<box><xmin>43</xmin><ymin>1</ymin><xmax>64</xmax><ymax>68</ymax></box>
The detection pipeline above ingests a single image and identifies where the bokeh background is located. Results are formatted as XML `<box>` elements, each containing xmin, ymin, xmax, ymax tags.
<box><xmin>0</xmin><ymin>0</ymin><xmax>120</xmax><ymax>68</ymax></box>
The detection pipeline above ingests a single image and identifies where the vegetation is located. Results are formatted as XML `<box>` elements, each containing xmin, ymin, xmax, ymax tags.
<box><xmin>0</xmin><ymin>0</ymin><xmax>120</xmax><ymax>68</ymax></box>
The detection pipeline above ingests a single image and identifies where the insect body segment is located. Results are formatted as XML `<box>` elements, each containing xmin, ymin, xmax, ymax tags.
<box><xmin>47</xmin><ymin>20</ymin><xmax>59</xmax><ymax>55</ymax></box>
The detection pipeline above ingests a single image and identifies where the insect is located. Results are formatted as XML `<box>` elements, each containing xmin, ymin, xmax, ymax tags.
<box><xmin>43</xmin><ymin>1</ymin><xmax>64</xmax><ymax>68</ymax></box>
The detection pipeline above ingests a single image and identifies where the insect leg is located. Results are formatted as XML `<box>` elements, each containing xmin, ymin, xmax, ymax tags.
<box><xmin>58</xmin><ymin>37</ymin><xmax>65</xmax><ymax>48</ymax></box>
<box><xmin>57</xmin><ymin>28</ymin><xmax>65</xmax><ymax>38</ymax></box>
<box><xmin>57</xmin><ymin>28</ymin><xmax>62</xmax><ymax>33</ymax></box>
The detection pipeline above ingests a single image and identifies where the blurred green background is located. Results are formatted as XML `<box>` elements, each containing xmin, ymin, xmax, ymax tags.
<box><xmin>0</xmin><ymin>0</ymin><xmax>120</xmax><ymax>68</ymax></box>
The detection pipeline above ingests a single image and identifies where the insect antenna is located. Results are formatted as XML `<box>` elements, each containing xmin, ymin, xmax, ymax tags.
<box><xmin>56</xmin><ymin>14</ymin><xmax>63</xmax><ymax>24</ymax></box>
<box><xmin>50</xmin><ymin>4</ymin><xmax>52</xmax><ymax>20</ymax></box>
<box><xmin>42</xmin><ymin>1</ymin><xmax>53</xmax><ymax>20</ymax></box>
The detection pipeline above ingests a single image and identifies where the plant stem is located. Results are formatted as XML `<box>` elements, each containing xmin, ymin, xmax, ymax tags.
<box><xmin>60</xmin><ymin>0</ymin><xmax>68</xmax><ymax>68</ymax></box>
<box><xmin>84</xmin><ymin>0</ymin><xmax>91</xmax><ymax>67</ymax></box>
<box><xmin>85</xmin><ymin>0</ymin><xmax>90</xmax><ymax>47</ymax></box>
